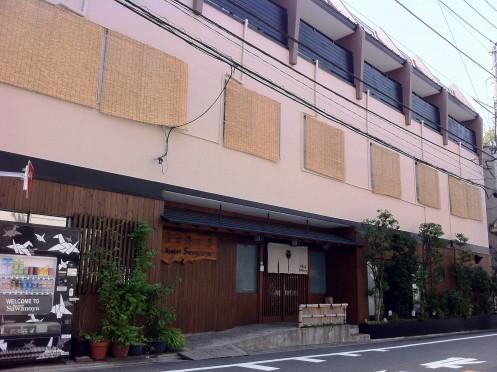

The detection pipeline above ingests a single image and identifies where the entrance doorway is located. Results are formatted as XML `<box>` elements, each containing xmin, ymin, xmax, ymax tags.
<box><xmin>262</xmin><ymin>272</ymin><xmax>307</xmax><ymax>322</ymax></box>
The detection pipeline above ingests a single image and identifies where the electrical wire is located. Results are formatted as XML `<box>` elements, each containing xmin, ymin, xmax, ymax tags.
<box><xmin>157</xmin><ymin>65</ymin><xmax>235</xmax><ymax>174</ymax></box>
<box><xmin>113</xmin><ymin>0</ymin><xmax>488</xmax><ymax>190</ymax></box>
<box><xmin>437</xmin><ymin>0</ymin><xmax>495</xmax><ymax>45</ymax></box>
<box><xmin>437</xmin><ymin>2</ymin><xmax>480</xmax><ymax>111</ymax></box>
<box><xmin>394</xmin><ymin>0</ymin><xmax>495</xmax><ymax>79</ymax></box>
<box><xmin>200</xmin><ymin>0</ymin><xmax>490</xmax><ymax>162</ymax></box>
<box><xmin>131</xmin><ymin>0</ymin><xmax>485</xmax><ymax>183</ymax></box>
<box><xmin>483</xmin><ymin>0</ymin><xmax>497</xmax><ymax>14</ymax></box>
<box><xmin>343</xmin><ymin>0</ymin><xmax>493</xmax><ymax>132</ymax></box>
<box><xmin>463</xmin><ymin>0</ymin><xmax>497</xmax><ymax>31</ymax></box>
<box><xmin>174</xmin><ymin>0</ymin><xmax>487</xmax><ymax>182</ymax></box>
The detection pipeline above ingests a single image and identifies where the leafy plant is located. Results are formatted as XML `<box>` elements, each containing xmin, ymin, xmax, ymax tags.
<box><xmin>161</xmin><ymin>327</ymin><xmax>186</xmax><ymax>352</ymax></box>
<box><xmin>385</xmin><ymin>234</ymin><xmax>420</xmax><ymax>318</ymax></box>
<box><xmin>95</xmin><ymin>222</ymin><xmax>180</xmax><ymax>347</ymax></box>
<box><xmin>418</xmin><ymin>222</ymin><xmax>444</xmax><ymax>316</ymax></box>
<box><xmin>80</xmin><ymin>331</ymin><xmax>108</xmax><ymax>343</ymax></box>
<box><xmin>361</xmin><ymin>210</ymin><xmax>399</xmax><ymax>322</ymax></box>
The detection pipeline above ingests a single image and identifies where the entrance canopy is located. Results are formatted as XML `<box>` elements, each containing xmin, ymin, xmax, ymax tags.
<box><xmin>161</xmin><ymin>208</ymin><xmax>359</xmax><ymax>246</ymax></box>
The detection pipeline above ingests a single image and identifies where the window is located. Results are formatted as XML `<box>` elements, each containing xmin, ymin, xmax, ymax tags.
<box><xmin>310</xmin><ymin>250</ymin><xmax>326</xmax><ymax>293</ymax></box>
<box><xmin>416</xmin><ymin>163</ymin><xmax>441</xmax><ymax>209</ymax></box>
<box><xmin>236</xmin><ymin>243</ymin><xmax>258</xmax><ymax>293</ymax></box>
<box><xmin>371</xmin><ymin>143</ymin><xmax>402</xmax><ymax>199</ymax></box>
<box><xmin>0</xmin><ymin>211</ymin><xmax>67</xmax><ymax>226</ymax></box>
<box><xmin>29</xmin><ymin>214</ymin><xmax>68</xmax><ymax>227</ymax></box>
<box><xmin>0</xmin><ymin>210</ymin><xmax>28</xmax><ymax>223</ymax></box>
<box><xmin>304</xmin><ymin>115</ymin><xmax>345</xmax><ymax>181</ymax></box>
<box><xmin>448</xmin><ymin>177</ymin><xmax>483</xmax><ymax>221</ymax></box>
<box><xmin>224</xmin><ymin>80</ymin><xmax>280</xmax><ymax>161</ymax></box>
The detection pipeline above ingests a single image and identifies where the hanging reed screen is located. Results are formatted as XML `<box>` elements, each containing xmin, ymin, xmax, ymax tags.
<box><xmin>304</xmin><ymin>115</ymin><xmax>345</xmax><ymax>181</ymax></box>
<box><xmin>100</xmin><ymin>30</ymin><xmax>188</xmax><ymax>126</ymax></box>
<box><xmin>0</xmin><ymin>0</ymin><xmax>102</xmax><ymax>108</ymax></box>
<box><xmin>224</xmin><ymin>80</ymin><xmax>280</xmax><ymax>161</ymax></box>
<box><xmin>417</xmin><ymin>163</ymin><xmax>440</xmax><ymax>209</ymax></box>
<box><xmin>73</xmin><ymin>214</ymin><xmax>138</xmax><ymax>295</ymax></box>
<box><xmin>448</xmin><ymin>177</ymin><xmax>482</xmax><ymax>221</ymax></box>
<box><xmin>371</xmin><ymin>143</ymin><xmax>402</xmax><ymax>199</ymax></box>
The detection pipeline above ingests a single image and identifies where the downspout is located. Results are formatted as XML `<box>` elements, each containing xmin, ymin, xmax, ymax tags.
<box><xmin>240</xmin><ymin>19</ymin><xmax>249</xmax><ymax>83</ymax></box>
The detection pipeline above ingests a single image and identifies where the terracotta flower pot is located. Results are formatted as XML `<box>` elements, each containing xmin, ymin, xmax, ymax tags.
<box><xmin>89</xmin><ymin>341</ymin><xmax>110</xmax><ymax>361</ymax></box>
<box><xmin>111</xmin><ymin>343</ymin><xmax>130</xmax><ymax>358</ymax></box>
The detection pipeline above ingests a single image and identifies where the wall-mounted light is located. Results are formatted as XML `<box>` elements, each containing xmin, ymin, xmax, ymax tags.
<box><xmin>291</xmin><ymin>239</ymin><xmax>299</xmax><ymax>246</ymax></box>
<box><xmin>254</xmin><ymin>235</ymin><xmax>262</xmax><ymax>242</ymax></box>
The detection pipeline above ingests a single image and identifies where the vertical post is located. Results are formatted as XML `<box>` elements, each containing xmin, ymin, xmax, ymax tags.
<box><xmin>492</xmin><ymin>43</ymin><xmax>497</xmax><ymax>149</ymax></box>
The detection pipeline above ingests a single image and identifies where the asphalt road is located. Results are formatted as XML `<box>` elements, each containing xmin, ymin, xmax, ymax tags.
<box><xmin>99</xmin><ymin>331</ymin><xmax>497</xmax><ymax>372</ymax></box>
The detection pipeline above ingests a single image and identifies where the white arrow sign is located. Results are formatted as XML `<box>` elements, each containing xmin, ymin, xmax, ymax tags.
<box><xmin>421</xmin><ymin>357</ymin><xmax>485</xmax><ymax>369</ymax></box>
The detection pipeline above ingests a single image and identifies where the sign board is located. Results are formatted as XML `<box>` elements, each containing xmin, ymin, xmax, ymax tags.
<box><xmin>22</xmin><ymin>161</ymin><xmax>34</xmax><ymax>198</ymax></box>
<box><xmin>267</xmin><ymin>243</ymin><xmax>308</xmax><ymax>274</ymax></box>
<box><xmin>161</xmin><ymin>230</ymin><xmax>217</xmax><ymax>264</ymax></box>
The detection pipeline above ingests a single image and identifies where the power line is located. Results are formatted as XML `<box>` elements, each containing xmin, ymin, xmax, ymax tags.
<box><xmin>483</xmin><ymin>0</ymin><xmax>497</xmax><ymax>14</ymax></box>
<box><xmin>113</xmin><ymin>0</ymin><xmax>487</xmax><ymax>190</ymax></box>
<box><xmin>437</xmin><ymin>1</ymin><xmax>480</xmax><ymax>107</ymax></box>
<box><xmin>463</xmin><ymin>0</ymin><xmax>497</xmax><ymax>31</ymax></box>
<box><xmin>140</xmin><ymin>0</ymin><xmax>486</xmax><ymax>181</ymax></box>
<box><xmin>394</xmin><ymin>0</ymin><xmax>495</xmax><ymax>79</ymax></box>
<box><xmin>438</xmin><ymin>0</ymin><xmax>494</xmax><ymax>45</ymax></box>
<box><xmin>203</xmin><ymin>0</ymin><xmax>486</xmax><ymax>160</ymax></box>
<box><xmin>342</xmin><ymin>0</ymin><xmax>493</xmax><ymax>132</ymax></box>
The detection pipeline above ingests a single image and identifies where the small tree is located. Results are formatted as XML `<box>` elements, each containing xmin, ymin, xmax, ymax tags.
<box><xmin>386</xmin><ymin>234</ymin><xmax>420</xmax><ymax>318</ymax></box>
<box><xmin>452</xmin><ymin>233</ymin><xmax>472</xmax><ymax>317</ymax></box>
<box><xmin>361</xmin><ymin>210</ymin><xmax>399</xmax><ymax>322</ymax></box>
<box><xmin>418</xmin><ymin>222</ymin><xmax>444</xmax><ymax>317</ymax></box>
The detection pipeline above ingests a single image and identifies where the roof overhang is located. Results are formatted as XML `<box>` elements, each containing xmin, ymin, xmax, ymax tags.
<box><xmin>162</xmin><ymin>207</ymin><xmax>359</xmax><ymax>247</ymax></box>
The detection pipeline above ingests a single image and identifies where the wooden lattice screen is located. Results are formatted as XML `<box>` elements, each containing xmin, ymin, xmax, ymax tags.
<box><xmin>73</xmin><ymin>215</ymin><xmax>138</xmax><ymax>295</ymax></box>
<box><xmin>371</xmin><ymin>143</ymin><xmax>402</xmax><ymax>199</ymax></box>
<box><xmin>304</xmin><ymin>115</ymin><xmax>345</xmax><ymax>181</ymax></box>
<box><xmin>417</xmin><ymin>163</ymin><xmax>441</xmax><ymax>209</ymax></box>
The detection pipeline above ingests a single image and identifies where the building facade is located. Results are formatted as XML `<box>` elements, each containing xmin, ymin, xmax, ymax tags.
<box><xmin>0</xmin><ymin>0</ymin><xmax>489</xmax><ymax>333</ymax></box>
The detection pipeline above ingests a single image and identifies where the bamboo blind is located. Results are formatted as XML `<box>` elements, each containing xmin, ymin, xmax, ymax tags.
<box><xmin>224</xmin><ymin>80</ymin><xmax>280</xmax><ymax>161</ymax></box>
<box><xmin>417</xmin><ymin>163</ymin><xmax>441</xmax><ymax>209</ymax></box>
<box><xmin>371</xmin><ymin>143</ymin><xmax>402</xmax><ymax>199</ymax></box>
<box><xmin>304</xmin><ymin>115</ymin><xmax>345</xmax><ymax>181</ymax></box>
<box><xmin>100</xmin><ymin>30</ymin><xmax>188</xmax><ymax>126</ymax></box>
<box><xmin>449</xmin><ymin>177</ymin><xmax>482</xmax><ymax>221</ymax></box>
<box><xmin>0</xmin><ymin>0</ymin><xmax>102</xmax><ymax>108</ymax></box>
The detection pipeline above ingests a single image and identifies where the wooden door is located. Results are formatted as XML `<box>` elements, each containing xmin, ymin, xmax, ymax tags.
<box><xmin>262</xmin><ymin>272</ymin><xmax>307</xmax><ymax>322</ymax></box>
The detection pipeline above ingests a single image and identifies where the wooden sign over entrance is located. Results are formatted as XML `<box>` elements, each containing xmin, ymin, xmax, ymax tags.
<box><xmin>161</xmin><ymin>230</ymin><xmax>217</xmax><ymax>264</ymax></box>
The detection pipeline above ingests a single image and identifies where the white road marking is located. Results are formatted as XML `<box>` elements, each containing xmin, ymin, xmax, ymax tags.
<box><xmin>237</xmin><ymin>363</ymin><xmax>279</xmax><ymax>371</ymax></box>
<box><xmin>164</xmin><ymin>333</ymin><xmax>497</xmax><ymax>372</ymax></box>
<box><xmin>293</xmin><ymin>357</ymin><xmax>326</xmax><ymax>363</ymax></box>
<box><xmin>421</xmin><ymin>357</ymin><xmax>486</xmax><ymax>369</ymax></box>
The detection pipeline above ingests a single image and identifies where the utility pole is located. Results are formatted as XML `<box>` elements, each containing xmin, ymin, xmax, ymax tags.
<box><xmin>492</xmin><ymin>43</ymin><xmax>497</xmax><ymax>152</ymax></box>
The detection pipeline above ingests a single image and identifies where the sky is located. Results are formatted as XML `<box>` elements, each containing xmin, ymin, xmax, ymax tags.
<box><xmin>341</xmin><ymin>0</ymin><xmax>496</xmax><ymax>133</ymax></box>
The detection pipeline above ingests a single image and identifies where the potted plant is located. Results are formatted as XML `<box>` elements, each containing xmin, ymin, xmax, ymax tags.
<box><xmin>146</xmin><ymin>304</ymin><xmax>176</xmax><ymax>354</ymax></box>
<box><xmin>161</xmin><ymin>327</ymin><xmax>186</xmax><ymax>352</ymax></box>
<box><xmin>81</xmin><ymin>331</ymin><xmax>110</xmax><ymax>361</ymax></box>
<box><xmin>128</xmin><ymin>335</ymin><xmax>147</xmax><ymax>356</ymax></box>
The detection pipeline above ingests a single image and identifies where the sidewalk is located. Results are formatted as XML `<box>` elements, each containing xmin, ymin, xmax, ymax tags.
<box><xmin>1</xmin><ymin>323</ymin><xmax>367</xmax><ymax>371</ymax></box>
